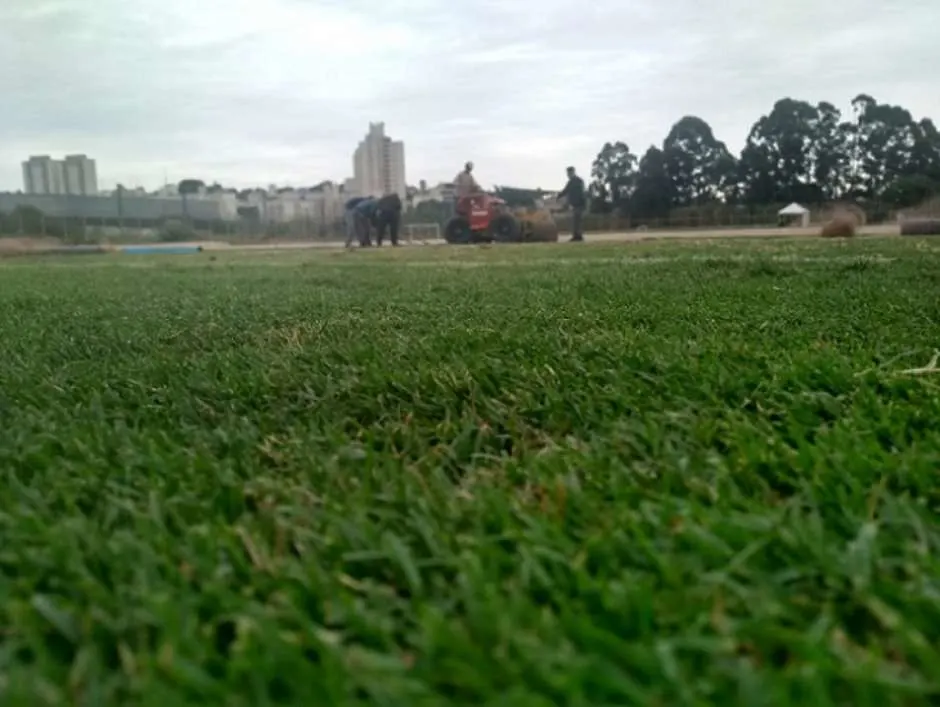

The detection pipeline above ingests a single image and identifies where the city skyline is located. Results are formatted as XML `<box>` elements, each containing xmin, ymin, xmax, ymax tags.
<box><xmin>2</xmin><ymin>1</ymin><xmax>937</xmax><ymax>193</ymax></box>
<box><xmin>3</xmin><ymin>123</ymin><xmax>420</xmax><ymax>230</ymax></box>
<box><xmin>14</xmin><ymin>123</ymin><xmax>417</xmax><ymax>198</ymax></box>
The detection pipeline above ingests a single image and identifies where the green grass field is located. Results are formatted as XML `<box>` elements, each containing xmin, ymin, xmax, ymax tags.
<box><xmin>2</xmin><ymin>237</ymin><xmax>940</xmax><ymax>706</ymax></box>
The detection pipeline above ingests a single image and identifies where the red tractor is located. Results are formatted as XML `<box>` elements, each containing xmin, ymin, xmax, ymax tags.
<box><xmin>443</xmin><ymin>193</ymin><xmax>558</xmax><ymax>245</ymax></box>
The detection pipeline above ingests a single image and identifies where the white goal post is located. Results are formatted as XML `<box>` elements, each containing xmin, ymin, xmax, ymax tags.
<box><xmin>403</xmin><ymin>222</ymin><xmax>441</xmax><ymax>244</ymax></box>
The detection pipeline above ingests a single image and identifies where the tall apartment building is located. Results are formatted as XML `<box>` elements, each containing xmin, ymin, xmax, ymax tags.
<box><xmin>351</xmin><ymin>122</ymin><xmax>406</xmax><ymax>200</ymax></box>
<box><xmin>22</xmin><ymin>156</ymin><xmax>64</xmax><ymax>195</ymax></box>
<box><xmin>63</xmin><ymin>155</ymin><xmax>98</xmax><ymax>195</ymax></box>
<box><xmin>21</xmin><ymin>154</ymin><xmax>99</xmax><ymax>195</ymax></box>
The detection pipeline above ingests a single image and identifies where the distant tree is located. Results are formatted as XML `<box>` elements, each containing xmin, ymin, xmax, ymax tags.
<box><xmin>631</xmin><ymin>146</ymin><xmax>674</xmax><ymax>220</ymax></box>
<box><xmin>737</xmin><ymin>139</ymin><xmax>779</xmax><ymax>206</ymax></box>
<box><xmin>590</xmin><ymin>141</ymin><xmax>637</xmax><ymax>213</ymax></box>
<box><xmin>588</xmin><ymin>92</ymin><xmax>940</xmax><ymax>223</ymax></box>
<box><xmin>1</xmin><ymin>205</ymin><xmax>44</xmax><ymax>235</ymax></box>
<box><xmin>738</xmin><ymin>98</ymin><xmax>845</xmax><ymax>205</ymax></box>
<box><xmin>159</xmin><ymin>218</ymin><xmax>196</xmax><ymax>242</ymax></box>
<box><xmin>236</xmin><ymin>205</ymin><xmax>261</xmax><ymax>223</ymax></box>
<box><xmin>847</xmin><ymin>95</ymin><xmax>940</xmax><ymax>202</ymax></box>
<box><xmin>177</xmin><ymin>179</ymin><xmax>205</xmax><ymax>196</ymax></box>
<box><xmin>911</xmin><ymin>118</ymin><xmax>940</xmax><ymax>182</ymax></box>
<box><xmin>881</xmin><ymin>174</ymin><xmax>940</xmax><ymax>210</ymax></box>
<box><xmin>662</xmin><ymin>116</ymin><xmax>737</xmax><ymax>205</ymax></box>
<box><xmin>809</xmin><ymin>102</ymin><xmax>853</xmax><ymax>201</ymax></box>
<box><xmin>177</xmin><ymin>179</ymin><xmax>205</xmax><ymax>218</ymax></box>
<box><xmin>0</xmin><ymin>211</ymin><xmax>14</xmax><ymax>235</ymax></box>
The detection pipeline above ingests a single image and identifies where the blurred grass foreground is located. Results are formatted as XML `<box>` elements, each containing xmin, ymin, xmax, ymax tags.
<box><xmin>1</xmin><ymin>237</ymin><xmax>939</xmax><ymax>705</ymax></box>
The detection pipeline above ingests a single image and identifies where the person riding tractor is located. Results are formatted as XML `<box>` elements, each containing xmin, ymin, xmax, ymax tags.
<box><xmin>454</xmin><ymin>161</ymin><xmax>481</xmax><ymax>200</ymax></box>
<box><xmin>443</xmin><ymin>161</ymin><xmax>558</xmax><ymax>245</ymax></box>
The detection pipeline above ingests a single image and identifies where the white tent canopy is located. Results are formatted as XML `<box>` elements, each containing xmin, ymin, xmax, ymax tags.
<box><xmin>778</xmin><ymin>202</ymin><xmax>810</xmax><ymax>227</ymax></box>
<box><xmin>778</xmin><ymin>202</ymin><xmax>809</xmax><ymax>216</ymax></box>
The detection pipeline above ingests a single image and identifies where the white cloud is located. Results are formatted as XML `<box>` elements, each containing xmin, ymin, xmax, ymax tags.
<box><xmin>0</xmin><ymin>0</ymin><xmax>937</xmax><ymax>191</ymax></box>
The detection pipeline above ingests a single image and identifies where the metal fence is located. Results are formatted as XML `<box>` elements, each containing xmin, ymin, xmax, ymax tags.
<box><xmin>0</xmin><ymin>192</ymin><xmax>228</xmax><ymax>222</ymax></box>
<box><xmin>1</xmin><ymin>194</ymin><xmax>909</xmax><ymax>246</ymax></box>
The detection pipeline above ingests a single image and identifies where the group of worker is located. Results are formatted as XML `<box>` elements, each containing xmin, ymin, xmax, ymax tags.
<box><xmin>342</xmin><ymin>160</ymin><xmax>587</xmax><ymax>247</ymax></box>
<box><xmin>343</xmin><ymin>193</ymin><xmax>403</xmax><ymax>248</ymax></box>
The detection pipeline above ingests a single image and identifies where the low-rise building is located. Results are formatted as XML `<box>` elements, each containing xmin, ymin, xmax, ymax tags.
<box><xmin>410</xmin><ymin>181</ymin><xmax>456</xmax><ymax>209</ymax></box>
<box><xmin>4</xmin><ymin>173</ymin><xmax>349</xmax><ymax>231</ymax></box>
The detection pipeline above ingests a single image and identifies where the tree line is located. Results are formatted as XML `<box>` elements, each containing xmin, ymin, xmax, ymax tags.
<box><xmin>590</xmin><ymin>94</ymin><xmax>940</xmax><ymax>221</ymax></box>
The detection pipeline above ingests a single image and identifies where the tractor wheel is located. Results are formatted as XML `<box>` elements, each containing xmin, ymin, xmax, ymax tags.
<box><xmin>444</xmin><ymin>217</ymin><xmax>472</xmax><ymax>244</ymax></box>
<box><xmin>488</xmin><ymin>214</ymin><xmax>520</xmax><ymax>243</ymax></box>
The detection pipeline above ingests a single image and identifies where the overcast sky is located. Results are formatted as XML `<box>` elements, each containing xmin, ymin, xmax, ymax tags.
<box><xmin>1</xmin><ymin>0</ymin><xmax>936</xmax><ymax>191</ymax></box>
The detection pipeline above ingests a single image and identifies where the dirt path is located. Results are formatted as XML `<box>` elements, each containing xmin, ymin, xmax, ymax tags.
<box><xmin>199</xmin><ymin>224</ymin><xmax>900</xmax><ymax>252</ymax></box>
<box><xmin>3</xmin><ymin>224</ymin><xmax>900</xmax><ymax>257</ymax></box>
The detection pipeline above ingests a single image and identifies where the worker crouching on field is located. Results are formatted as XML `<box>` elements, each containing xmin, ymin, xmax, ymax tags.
<box><xmin>344</xmin><ymin>196</ymin><xmax>366</xmax><ymax>248</ymax></box>
<box><xmin>372</xmin><ymin>193</ymin><xmax>403</xmax><ymax>246</ymax></box>
<box><xmin>346</xmin><ymin>196</ymin><xmax>378</xmax><ymax>248</ymax></box>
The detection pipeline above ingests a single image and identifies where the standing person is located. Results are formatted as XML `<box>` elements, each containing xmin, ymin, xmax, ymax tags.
<box><xmin>351</xmin><ymin>196</ymin><xmax>379</xmax><ymax>247</ymax></box>
<box><xmin>343</xmin><ymin>196</ymin><xmax>366</xmax><ymax>248</ymax></box>
<box><xmin>557</xmin><ymin>166</ymin><xmax>586</xmax><ymax>242</ymax></box>
<box><xmin>373</xmin><ymin>193</ymin><xmax>403</xmax><ymax>246</ymax></box>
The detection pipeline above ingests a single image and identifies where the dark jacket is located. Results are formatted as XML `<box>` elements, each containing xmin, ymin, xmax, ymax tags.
<box><xmin>372</xmin><ymin>194</ymin><xmax>401</xmax><ymax>229</ymax></box>
<box><xmin>353</xmin><ymin>197</ymin><xmax>378</xmax><ymax>218</ymax></box>
<box><xmin>375</xmin><ymin>193</ymin><xmax>402</xmax><ymax>216</ymax></box>
<box><xmin>344</xmin><ymin>196</ymin><xmax>366</xmax><ymax>211</ymax></box>
<box><xmin>558</xmin><ymin>175</ymin><xmax>586</xmax><ymax>209</ymax></box>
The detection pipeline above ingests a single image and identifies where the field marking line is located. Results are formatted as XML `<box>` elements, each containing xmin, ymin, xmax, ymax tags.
<box><xmin>853</xmin><ymin>349</ymin><xmax>924</xmax><ymax>378</ymax></box>
<box><xmin>897</xmin><ymin>350</ymin><xmax>940</xmax><ymax>376</ymax></box>
<box><xmin>856</xmin><ymin>348</ymin><xmax>940</xmax><ymax>378</ymax></box>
